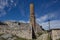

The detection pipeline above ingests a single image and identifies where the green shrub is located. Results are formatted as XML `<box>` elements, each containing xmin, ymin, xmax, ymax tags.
<box><xmin>37</xmin><ymin>32</ymin><xmax>43</xmax><ymax>36</ymax></box>
<box><xmin>56</xmin><ymin>38</ymin><xmax>60</xmax><ymax>40</ymax></box>
<box><xmin>0</xmin><ymin>33</ymin><xmax>4</xmax><ymax>36</ymax></box>
<box><xmin>47</xmin><ymin>34</ymin><xmax>51</xmax><ymax>40</ymax></box>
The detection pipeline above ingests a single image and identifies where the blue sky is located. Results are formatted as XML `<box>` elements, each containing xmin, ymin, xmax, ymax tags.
<box><xmin>0</xmin><ymin>0</ymin><xmax>60</xmax><ymax>30</ymax></box>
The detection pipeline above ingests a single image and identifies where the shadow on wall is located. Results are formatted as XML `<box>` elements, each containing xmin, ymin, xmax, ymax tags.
<box><xmin>32</xmin><ymin>27</ymin><xmax>36</xmax><ymax>39</ymax></box>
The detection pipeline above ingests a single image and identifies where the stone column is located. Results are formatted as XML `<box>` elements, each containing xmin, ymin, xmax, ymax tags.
<box><xmin>30</xmin><ymin>3</ymin><xmax>36</xmax><ymax>39</ymax></box>
<box><xmin>30</xmin><ymin>3</ymin><xmax>36</xmax><ymax>31</ymax></box>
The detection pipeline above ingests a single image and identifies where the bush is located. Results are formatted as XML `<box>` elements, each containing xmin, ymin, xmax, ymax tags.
<box><xmin>37</xmin><ymin>32</ymin><xmax>43</xmax><ymax>36</ymax></box>
<box><xmin>56</xmin><ymin>38</ymin><xmax>60</xmax><ymax>40</ymax></box>
<box><xmin>0</xmin><ymin>33</ymin><xmax>4</xmax><ymax>36</ymax></box>
<box><xmin>47</xmin><ymin>34</ymin><xmax>51</xmax><ymax>40</ymax></box>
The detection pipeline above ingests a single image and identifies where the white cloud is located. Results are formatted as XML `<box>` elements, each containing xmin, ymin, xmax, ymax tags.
<box><xmin>19</xmin><ymin>20</ymin><xmax>29</xmax><ymax>23</ymax></box>
<box><xmin>0</xmin><ymin>0</ymin><xmax>8</xmax><ymax>17</ymax></box>
<box><xmin>36</xmin><ymin>15</ymin><xmax>48</xmax><ymax>23</ymax></box>
<box><xmin>0</xmin><ymin>0</ymin><xmax>18</xmax><ymax>17</ymax></box>
<box><xmin>4</xmin><ymin>20</ymin><xmax>30</xmax><ymax>23</ymax></box>
<box><xmin>36</xmin><ymin>14</ymin><xmax>55</xmax><ymax>23</ymax></box>
<box><xmin>11</xmin><ymin>0</ymin><xmax>14</xmax><ymax>3</ymax></box>
<box><xmin>4</xmin><ymin>20</ymin><xmax>17</xmax><ymax>22</ymax></box>
<box><xmin>36</xmin><ymin>13</ymin><xmax>59</xmax><ymax>30</ymax></box>
<box><xmin>41</xmin><ymin>20</ymin><xmax>60</xmax><ymax>30</ymax></box>
<box><xmin>0</xmin><ymin>0</ymin><xmax>8</xmax><ymax>9</ymax></box>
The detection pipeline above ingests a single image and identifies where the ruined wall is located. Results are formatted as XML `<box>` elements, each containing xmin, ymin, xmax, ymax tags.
<box><xmin>0</xmin><ymin>23</ymin><xmax>32</xmax><ymax>39</ymax></box>
<box><xmin>52</xmin><ymin>29</ymin><xmax>60</xmax><ymax>40</ymax></box>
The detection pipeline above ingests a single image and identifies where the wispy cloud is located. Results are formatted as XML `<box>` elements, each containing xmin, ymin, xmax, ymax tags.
<box><xmin>0</xmin><ymin>0</ymin><xmax>8</xmax><ymax>17</ymax></box>
<box><xmin>36</xmin><ymin>13</ymin><xmax>55</xmax><ymax>23</ymax></box>
<box><xmin>0</xmin><ymin>0</ymin><xmax>18</xmax><ymax>17</ymax></box>
<box><xmin>4</xmin><ymin>20</ymin><xmax>29</xmax><ymax>23</ymax></box>
<box><xmin>0</xmin><ymin>0</ymin><xmax>8</xmax><ymax>9</ymax></box>
<box><xmin>41</xmin><ymin>20</ymin><xmax>60</xmax><ymax>30</ymax></box>
<box><xmin>19</xmin><ymin>20</ymin><xmax>29</xmax><ymax>23</ymax></box>
<box><xmin>36</xmin><ymin>15</ymin><xmax>48</xmax><ymax>23</ymax></box>
<box><xmin>36</xmin><ymin>11</ymin><xmax>60</xmax><ymax>30</ymax></box>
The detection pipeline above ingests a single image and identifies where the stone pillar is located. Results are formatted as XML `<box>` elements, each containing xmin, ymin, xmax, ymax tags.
<box><xmin>30</xmin><ymin>3</ymin><xmax>36</xmax><ymax>39</ymax></box>
<box><xmin>30</xmin><ymin>3</ymin><xmax>36</xmax><ymax>31</ymax></box>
